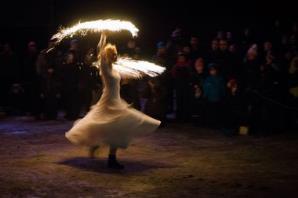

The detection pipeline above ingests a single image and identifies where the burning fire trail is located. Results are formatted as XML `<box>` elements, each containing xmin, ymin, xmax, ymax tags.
<box><xmin>51</xmin><ymin>19</ymin><xmax>139</xmax><ymax>44</ymax></box>
<box><xmin>114</xmin><ymin>57</ymin><xmax>166</xmax><ymax>78</ymax></box>
<box><xmin>51</xmin><ymin>18</ymin><xmax>165</xmax><ymax>78</ymax></box>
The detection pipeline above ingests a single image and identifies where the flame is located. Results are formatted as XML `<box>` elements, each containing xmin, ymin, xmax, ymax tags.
<box><xmin>52</xmin><ymin>19</ymin><xmax>139</xmax><ymax>44</ymax></box>
<box><xmin>114</xmin><ymin>57</ymin><xmax>166</xmax><ymax>78</ymax></box>
<box><xmin>50</xmin><ymin>19</ymin><xmax>165</xmax><ymax>78</ymax></box>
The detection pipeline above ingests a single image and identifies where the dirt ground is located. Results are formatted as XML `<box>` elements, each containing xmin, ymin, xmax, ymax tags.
<box><xmin>0</xmin><ymin>117</ymin><xmax>298</xmax><ymax>198</ymax></box>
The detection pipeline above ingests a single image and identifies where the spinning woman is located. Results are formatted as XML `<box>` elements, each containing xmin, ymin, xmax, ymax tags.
<box><xmin>52</xmin><ymin>19</ymin><xmax>164</xmax><ymax>169</ymax></box>
<box><xmin>66</xmin><ymin>44</ymin><xmax>161</xmax><ymax>169</ymax></box>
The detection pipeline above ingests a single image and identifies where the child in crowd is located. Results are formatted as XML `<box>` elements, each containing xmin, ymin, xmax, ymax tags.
<box><xmin>203</xmin><ymin>63</ymin><xmax>225</xmax><ymax>128</ymax></box>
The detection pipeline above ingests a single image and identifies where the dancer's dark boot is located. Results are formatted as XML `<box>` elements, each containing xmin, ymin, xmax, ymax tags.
<box><xmin>107</xmin><ymin>154</ymin><xmax>124</xmax><ymax>169</ymax></box>
<box><xmin>89</xmin><ymin>145</ymin><xmax>99</xmax><ymax>158</ymax></box>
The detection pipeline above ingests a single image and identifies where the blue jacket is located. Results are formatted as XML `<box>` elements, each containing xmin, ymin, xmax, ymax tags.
<box><xmin>203</xmin><ymin>75</ymin><xmax>225</xmax><ymax>102</ymax></box>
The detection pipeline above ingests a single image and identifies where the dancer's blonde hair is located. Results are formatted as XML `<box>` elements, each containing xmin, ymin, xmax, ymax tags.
<box><xmin>99</xmin><ymin>44</ymin><xmax>118</xmax><ymax>64</ymax></box>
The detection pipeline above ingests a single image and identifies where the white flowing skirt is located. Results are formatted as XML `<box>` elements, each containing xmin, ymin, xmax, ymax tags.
<box><xmin>65</xmin><ymin>98</ymin><xmax>161</xmax><ymax>148</ymax></box>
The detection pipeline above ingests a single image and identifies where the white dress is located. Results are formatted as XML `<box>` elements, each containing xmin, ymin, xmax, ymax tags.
<box><xmin>65</xmin><ymin>61</ymin><xmax>161</xmax><ymax>148</ymax></box>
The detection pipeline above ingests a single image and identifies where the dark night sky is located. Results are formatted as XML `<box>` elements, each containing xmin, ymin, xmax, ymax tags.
<box><xmin>1</xmin><ymin>0</ymin><xmax>295</xmax><ymax>24</ymax></box>
<box><xmin>0</xmin><ymin>0</ymin><xmax>297</xmax><ymax>51</ymax></box>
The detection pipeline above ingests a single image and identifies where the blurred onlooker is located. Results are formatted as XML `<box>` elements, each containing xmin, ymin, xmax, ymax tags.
<box><xmin>203</xmin><ymin>63</ymin><xmax>225</xmax><ymax>127</ymax></box>
<box><xmin>78</xmin><ymin>48</ymin><xmax>100</xmax><ymax>114</ymax></box>
<box><xmin>259</xmin><ymin>55</ymin><xmax>282</xmax><ymax>99</ymax></box>
<box><xmin>143</xmin><ymin>78</ymin><xmax>167</xmax><ymax>124</ymax></box>
<box><xmin>226</xmin><ymin>31</ymin><xmax>234</xmax><ymax>43</ymax></box>
<box><xmin>287</xmin><ymin>55</ymin><xmax>298</xmax><ymax>129</ymax></box>
<box><xmin>83</xmin><ymin>49</ymin><xmax>102</xmax><ymax>106</ymax></box>
<box><xmin>123</xmin><ymin>39</ymin><xmax>140</xmax><ymax>59</ymax></box>
<box><xmin>60</xmin><ymin>51</ymin><xmax>80</xmax><ymax>120</ymax></box>
<box><xmin>171</xmin><ymin>27</ymin><xmax>183</xmax><ymax>45</ymax></box>
<box><xmin>259</xmin><ymin>41</ymin><xmax>276</xmax><ymax>63</ymax></box>
<box><xmin>271</xmin><ymin>19</ymin><xmax>283</xmax><ymax>48</ymax></box>
<box><xmin>153</xmin><ymin>42</ymin><xmax>169</xmax><ymax>67</ymax></box>
<box><xmin>223</xmin><ymin>78</ymin><xmax>244</xmax><ymax>134</ymax></box>
<box><xmin>206</xmin><ymin>39</ymin><xmax>219</xmax><ymax>64</ymax></box>
<box><xmin>190</xmin><ymin>57</ymin><xmax>206</xmax><ymax>125</ymax></box>
<box><xmin>22</xmin><ymin>41</ymin><xmax>39</xmax><ymax>116</ymax></box>
<box><xmin>189</xmin><ymin>36</ymin><xmax>203</xmax><ymax>61</ymax></box>
<box><xmin>181</xmin><ymin>45</ymin><xmax>191</xmax><ymax>59</ymax></box>
<box><xmin>191</xmin><ymin>58</ymin><xmax>206</xmax><ymax>90</ymax></box>
<box><xmin>167</xmin><ymin>27</ymin><xmax>184</xmax><ymax>60</ymax></box>
<box><xmin>258</xmin><ymin>54</ymin><xmax>284</xmax><ymax>132</ymax></box>
<box><xmin>243</xmin><ymin>44</ymin><xmax>260</xmax><ymax>90</ymax></box>
<box><xmin>289</xmin><ymin>55</ymin><xmax>298</xmax><ymax>98</ymax></box>
<box><xmin>242</xmin><ymin>44</ymin><xmax>262</xmax><ymax>134</ymax></box>
<box><xmin>23</xmin><ymin>41</ymin><xmax>38</xmax><ymax>81</ymax></box>
<box><xmin>171</xmin><ymin>53</ymin><xmax>192</xmax><ymax>121</ymax></box>
<box><xmin>69</xmin><ymin>39</ymin><xmax>82</xmax><ymax>61</ymax></box>
<box><xmin>264</xmin><ymin>41</ymin><xmax>274</xmax><ymax>55</ymax></box>
<box><xmin>288</xmin><ymin>23</ymin><xmax>298</xmax><ymax>52</ymax></box>
<box><xmin>0</xmin><ymin>43</ymin><xmax>19</xmax><ymax>109</ymax></box>
<box><xmin>229</xmin><ymin>43</ymin><xmax>243</xmax><ymax>79</ymax></box>
<box><xmin>203</xmin><ymin>63</ymin><xmax>225</xmax><ymax>102</ymax></box>
<box><xmin>240</xmin><ymin>28</ymin><xmax>255</xmax><ymax>52</ymax></box>
<box><xmin>7</xmin><ymin>83</ymin><xmax>25</xmax><ymax>115</ymax></box>
<box><xmin>121</xmin><ymin>78</ymin><xmax>140</xmax><ymax>110</ymax></box>
<box><xmin>216</xmin><ymin>31</ymin><xmax>225</xmax><ymax>40</ymax></box>
<box><xmin>35</xmin><ymin>39</ymin><xmax>61</xmax><ymax>119</ymax></box>
<box><xmin>217</xmin><ymin>39</ymin><xmax>233</xmax><ymax>78</ymax></box>
<box><xmin>153</xmin><ymin>41</ymin><xmax>173</xmax><ymax>115</ymax></box>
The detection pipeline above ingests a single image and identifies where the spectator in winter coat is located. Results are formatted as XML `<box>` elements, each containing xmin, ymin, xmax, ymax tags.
<box><xmin>171</xmin><ymin>53</ymin><xmax>192</xmax><ymax>121</ymax></box>
<box><xmin>203</xmin><ymin>63</ymin><xmax>225</xmax><ymax>127</ymax></box>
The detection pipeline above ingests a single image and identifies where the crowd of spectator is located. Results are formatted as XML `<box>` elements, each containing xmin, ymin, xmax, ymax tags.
<box><xmin>1</xmin><ymin>19</ymin><xmax>298</xmax><ymax>135</ymax></box>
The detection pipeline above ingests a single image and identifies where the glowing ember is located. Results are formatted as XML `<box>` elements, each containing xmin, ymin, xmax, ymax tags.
<box><xmin>52</xmin><ymin>19</ymin><xmax>139</xmax><ymax>44</ymax></box>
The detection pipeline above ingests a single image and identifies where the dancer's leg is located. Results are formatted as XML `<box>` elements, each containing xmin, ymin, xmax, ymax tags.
<box><xmin>89</xmin><ymin>145</ymin><xmax>99</xmax><ymax>158</ymax></box>
<box><xmin>109</xmin><ymin>146</ymin><xmax>117</xmax><ymax>155</ymax></box>
<box><xmin>108</xmin><ymin>145</ymin><xmax>124</xmax><ymax>169</ymax></box>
